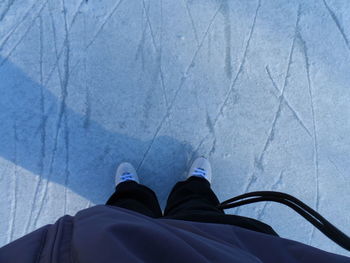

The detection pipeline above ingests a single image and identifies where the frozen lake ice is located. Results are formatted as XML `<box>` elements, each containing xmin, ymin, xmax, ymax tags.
<box><xmin>0</xmin><ymin>0</ymin><xmax>349</xmax><ymax>257</ymax></box>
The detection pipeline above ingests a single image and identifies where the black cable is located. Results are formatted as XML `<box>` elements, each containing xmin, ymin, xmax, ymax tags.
<box><xmin>217</xmin><ymin>191</ymin><xmax>350</xmax><ymax>251</ymax></box>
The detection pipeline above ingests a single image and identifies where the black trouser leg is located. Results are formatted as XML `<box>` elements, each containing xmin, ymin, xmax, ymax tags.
<box><xmin>105</xmin><ymin>177</ymin><xmax>278</xmax><ymax>236</ymax></box>
<box><xmin>163</xmin><ymin>176</ymin><xmax>225</xmax><ymax>217</ymax></box>
<box><xmin>105</xmin><ymin>177</ymin><xmax>224</xmax><ymax>218</ymax></box>
<box><xmin>105</xmin><ymin>181</ymin><xmax>162</xmax><ymax>218</ymax></box>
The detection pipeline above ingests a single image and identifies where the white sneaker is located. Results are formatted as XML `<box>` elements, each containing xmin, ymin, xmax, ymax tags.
<box><xmin>115</xmin><ymin>162</ymin><xmax>140</xmax><ymax>186</ymax></box>
<box><xmin>187</xmin><ymin>156</ymin><xmax>212</xmax><ymax>184</ymax></box>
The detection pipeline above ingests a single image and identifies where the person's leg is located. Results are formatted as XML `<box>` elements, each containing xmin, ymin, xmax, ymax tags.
<box><xmin>162</xmin><ymin>176</ymin><xmax>279</xmax><ymax>237</ymax></box>
<box><xmin>163</xmin><ymin>176</ymin><xmax>225</xmax><ymax>217</ymax></box>
<box><xmin>106</xmin><ymin>180</ymin><xmax>163</xmax><ymax>218</ymax></box>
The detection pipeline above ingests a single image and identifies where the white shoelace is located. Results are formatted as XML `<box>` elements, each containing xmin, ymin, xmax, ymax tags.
<box><xmin>192</xmin><ymin>167</ymin><xmax>206</xmax><ymax>178</ymax></box>
<box><xmin>121</xmin><ymin>173</ymin><xmax>135</xmax><ymax>182</ymax></box>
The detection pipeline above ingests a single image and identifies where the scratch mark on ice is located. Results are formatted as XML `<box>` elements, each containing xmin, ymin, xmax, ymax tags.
<box><xmin>255</xmin><ymin>6</ymin><xmax>300</xmax><ymax>173</ymax></box>
<box><xmin>136</xmin><ymin>2</ymin><xmax>223</xmax><ymax>172</ymax></box>
<box><xmin>193</xmin><ymin>0</ymin><xmax>261</xmax><ymax>158</ymax></box>
<box><xmin>222</xmin><ymin>0</ymin><xmax>233</xmax><ymax>79</ymax></box>
<box><xmin>323</xmin><ymin>0</ymin><xmax>350</xmax><ymax>52</ymax></box>
<box><xmin>0</xmin><ymin>0</ymin><xmax>49</xmax><ymax>67</ymax></box>
<box><xmin>141</xmin><ymin>0</ymin><xmax>169</xmax><ymax>109</ymax></box>
<box><xmin>257</xmin><ymin>170</ymin><xmax>284</xmax><ymax>220</ymax></box>
<box><xmin>24</xmin><ymin>14</ymin><xmax>47</xmax><ymax>234</ymax></box>
<box><xmin>82</xmin><ymin>12</ymin><xmax>91</xmax><ymax>130</ymax></box>
<box><xmin>43</xmin><ymin>0</ymin><xmax>87</xmax><ymax>87</ymax></box>
<box><xmin>9</xmin><ymin>119</ymin><xmax>18</xmax><ymax>243</ymax></box>
<box><xmin>0</xmin><ymin>1</ymin><xmax>38</xmax><ymax>50</ymax></box>
<box><xmin>298</xmin><ymin>30</ymin><xmax>320</xmax><ymax>246</ymax></box>
<box><xmin>326</xmin><ymin>155</ymin><xmax>346</xmax><ymax>181</ymax></box>
<box><xmin>33</xmin><ymin>0</ymin><xmax>72</xmax><ymax>226</ymax></box>
<box><xmin>184</xmin><ymin>0</ymin><xmax>200</xmax><ymax>47</ymax></box>
<box><xmin>265</xmin><ymin>65</ymin><xmax>312</xmax><ymax>137</ymax></box>
<box><xmin>237</xmin><ymin>5</ymin><xmax>301</xmax><ymax>204</ymax></box>
<box><xmin>0</xmin><ymin>0</ymin><xmax>15</xmax><ymax>22</ymax></box>
<box><xmin>86</xmin><ymin>0</ymin><xmax>124</xmax><ymax>49</ymax></box>
<box><xmin>62</xmin><ymin>0</ymin><xmax>71</xmax><ymax>215</ymax></box>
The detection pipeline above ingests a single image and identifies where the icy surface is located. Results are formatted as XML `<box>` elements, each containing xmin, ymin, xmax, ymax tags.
<box><xmin>0</xmin><ymin>0</ymin><xmax>350</xmax><ymax>257</ymax></box>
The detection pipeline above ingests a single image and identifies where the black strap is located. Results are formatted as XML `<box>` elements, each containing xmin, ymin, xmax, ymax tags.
<box><xmin>217</xmin><ymin>191</ymin><xmax>350</xmax><ymax>251</ymax></box>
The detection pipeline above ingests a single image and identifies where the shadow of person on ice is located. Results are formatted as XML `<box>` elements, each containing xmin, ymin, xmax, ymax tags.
<box><xmin>0</xmin><ymin>57</ymin><xmax>193</xmax><ymax>232</ymax></box>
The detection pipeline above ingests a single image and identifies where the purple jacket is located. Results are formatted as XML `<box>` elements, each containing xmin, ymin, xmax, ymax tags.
<box><xmin>1</xmin><ymin>205</ymin><xmax>349</xmax><ymax>262</ymax></box>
